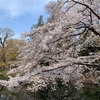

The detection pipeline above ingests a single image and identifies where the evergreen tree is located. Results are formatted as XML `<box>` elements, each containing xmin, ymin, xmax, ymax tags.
<box><xmin>37</xmin><ymin>15</ymin><xmax>44</xmax><ymax>27</ymax></box>
<box><xmin>31</xmin><ymin>15</ymin><xmax>44</xmax><ymax>29</ymax></box>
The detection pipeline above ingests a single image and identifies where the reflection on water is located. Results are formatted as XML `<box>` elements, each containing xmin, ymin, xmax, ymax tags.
<box><xmin>0</xmin><ymin>84</ymin><xmax>100</xmax><ymax>100</ymax></box>
<box><xmin>0</xmin><ymin>92</ymin><xmax>35</xmax><ymax>100</ymax></box>
<box><xmin>0</xmin><ymin>87</ymin><xmax>35</xmax><ymax>100</ymax></box>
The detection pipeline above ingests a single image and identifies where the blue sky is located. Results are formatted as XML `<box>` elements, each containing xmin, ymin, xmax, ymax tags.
<box><xmin>0</xmin><ymin>0</ymin><xmax>53</xmax><ymax>38</ymax></box>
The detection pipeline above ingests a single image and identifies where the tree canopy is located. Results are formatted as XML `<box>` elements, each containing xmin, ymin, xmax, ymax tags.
<box><xmin>31</xmin><ymin>15</ymin><xmax>44</xmax><ymax>29</ymax></box>
<box><xmin>0</xmin><ymin>0</ymin><xmax>99</xmax><ymax>98</ymax></box>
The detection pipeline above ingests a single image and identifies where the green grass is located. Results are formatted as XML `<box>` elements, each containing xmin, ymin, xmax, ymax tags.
<box><xmin>0</xmin><ymin>73</ymin><xmax>9</xmax><ymax>80</ymax></box>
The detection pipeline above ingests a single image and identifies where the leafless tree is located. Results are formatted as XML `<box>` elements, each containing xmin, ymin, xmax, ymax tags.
<box><xmin>0</xmin><ymin>28</ymin><xmax>14</xmax><ymax>63</ymax></box>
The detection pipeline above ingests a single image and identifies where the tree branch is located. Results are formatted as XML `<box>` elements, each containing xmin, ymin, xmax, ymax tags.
<box><xmin>72</xmin><ymin>0</ymin><xmax>100</xmax><ymax>19</ymax></box>
<box><xmin>76</xmin><ymin>63</ymin><xmax>100</xmax><ymax>70</ymax></box>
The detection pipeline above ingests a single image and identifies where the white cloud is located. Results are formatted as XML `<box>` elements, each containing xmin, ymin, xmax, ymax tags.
<box><xmin>0</xmin><ymin>0</ymin><xmax>52</xmax><ymax>18</ymax></box>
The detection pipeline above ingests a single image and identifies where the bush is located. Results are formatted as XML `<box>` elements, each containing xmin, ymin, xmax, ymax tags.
<box><xmin>0</xmin><ymin>73</ymin><xmax>9</xmax><ymax>80</ymax></box>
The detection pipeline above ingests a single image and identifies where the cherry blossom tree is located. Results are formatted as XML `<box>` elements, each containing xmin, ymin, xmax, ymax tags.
<box><xmin>0</xmin><ymin>0</ymin><xmax>99</xmax><ymax>94</ymax></box>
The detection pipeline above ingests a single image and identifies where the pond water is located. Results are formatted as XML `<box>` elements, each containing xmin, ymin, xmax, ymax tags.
<box><xmin>0</xmin><ymin>92</ymin><xmax>35</xmax><ymax>100</ymax></box>
<box><xmin>0</xmin><ymin>88</ymin><xmax>35</xmax><ymax>100</ymax></box>
<box><xmin>0</xmin><ymin>84</ymin><xmax>100</xmax><ymax>100</ymax></box>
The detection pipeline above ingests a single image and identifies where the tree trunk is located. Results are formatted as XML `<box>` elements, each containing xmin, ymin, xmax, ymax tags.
<box><xmin>2</xmin><ymin>44</ymin><xmax>6</xmax><ymax>64</ymax></box>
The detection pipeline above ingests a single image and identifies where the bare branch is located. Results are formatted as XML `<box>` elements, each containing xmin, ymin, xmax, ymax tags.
<box><xmin>72</xmin><ymin>0</ymin><xmax>100</xmax><ymax>19</ymax></box>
